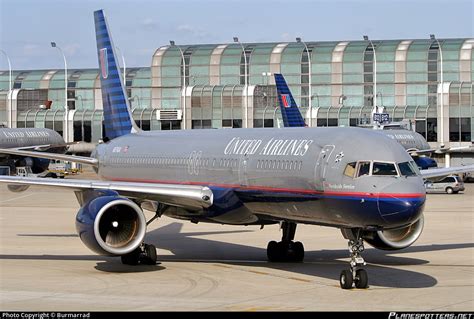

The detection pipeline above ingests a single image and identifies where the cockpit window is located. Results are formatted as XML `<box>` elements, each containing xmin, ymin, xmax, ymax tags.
<box><xmin>399</xmin><ymin>161</ymin><xmax>418</xmax><ymax>176</ymax></box>
<box><xmin>409</xmin><ymin>161</ymin><xmax>421</xmax><ymax>175</ymax></box>
<box><xmin>357</xmin><ymin>161</ymin><xmax>371</xmax><ymax>177</ymax></box>
<box><xmin>372</xmin><ymin>162</ymin><xmax>398</xmax><ymax>176</ymax></box>
<box><xmin>344</xmin><ymin>162</ymin><xmax>356</xmax><ymax>178</ymax></box>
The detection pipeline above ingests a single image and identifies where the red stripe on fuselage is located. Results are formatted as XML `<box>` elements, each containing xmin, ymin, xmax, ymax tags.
<box><xmin>103</xmin><ymin>176</ymin><xmax>425</xmax><ymax>199</ymax></box>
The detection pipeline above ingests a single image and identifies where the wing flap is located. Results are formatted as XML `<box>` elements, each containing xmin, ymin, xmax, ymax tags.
<box><xmin>0</xmin><ymin>176</ymin><xmax>213</xmax><ymax>210</ymax></box>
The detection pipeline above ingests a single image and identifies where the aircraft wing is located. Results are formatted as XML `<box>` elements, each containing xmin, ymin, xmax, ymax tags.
<box><xmin>0</xmin><ymin>148</ymin><xmax>98</xmax><ymax>166</ymax></box>
<box><xmin>408</xmin><ymin>148</ymin><xmax>437</xmax><ymax>156</ymax></box>
<box><xmin>420</xmin><ymin>164</ymin><xmax>474</xmax><ymax>180</ymax></box>
<box><xmin>14</xmin><ymin>142</ymin><xmax>76</xmax><ymax>152</ymax></box>
<box><xmin>0</xmin><ymin>175</ymin><xmax>213</xmax><ymax>210</ymax></box>
<box><xmin>410</xmin><ymin>145</ymin><xmax>472</xmax><ymax>156</ymax></box>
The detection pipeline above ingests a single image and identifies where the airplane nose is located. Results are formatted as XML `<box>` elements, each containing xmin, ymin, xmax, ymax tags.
<box><xmin>377</xmin><ymin>181</ymin><xmax>426</xmax><ymax>227</ymax></box>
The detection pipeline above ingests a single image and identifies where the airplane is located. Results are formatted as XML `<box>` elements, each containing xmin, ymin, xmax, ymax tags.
<box><xmin>273</xmin><ymin>73</ymin><xmax>465</xmax><ymax>171</ymax></box>
<box><xmin>1</xmin><ymin>9</ymin><xmax>473</xmax><ymax>290</ymax></box>
<box><xmin>0</xmin><ymin>127</ymin><xmax>66</xmax><ymax>178</ymax></box>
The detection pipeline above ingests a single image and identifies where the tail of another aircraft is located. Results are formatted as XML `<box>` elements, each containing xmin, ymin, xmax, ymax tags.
<box><xmin>274</xmin><ymin>73</ymin><xmax>306</xmax><ymax>127</ymax></box>
<box><xmin>94</xmin><ymin>9</ymin><xmax>139</xmax><ymax>140</ymax></box>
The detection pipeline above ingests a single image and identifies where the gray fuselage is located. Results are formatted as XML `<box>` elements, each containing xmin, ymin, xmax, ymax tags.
<box><xmin>94</xmin><ymin>127</ymin><xmax>426</xmax><ymax>230</ymax></box>
<box><xmin>0</xmin><ymin>128</ymin><xmax>64</xmax><ymax>150</ymax></box>
<box><xmin>377</xmin><ymin>129</ymin><xmax>431</xmax><ymax>152</ymax></box>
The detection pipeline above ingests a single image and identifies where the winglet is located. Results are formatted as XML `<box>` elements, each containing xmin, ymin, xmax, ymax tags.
<box><xmin>94</xmin><ymin>9</ymin><xmax>140</xmax><ymax>140</ymax></box>
<box><xmin>274</xmin><ymin>73</ymin><xmax>306</xmax><ymax>127</ymax></box>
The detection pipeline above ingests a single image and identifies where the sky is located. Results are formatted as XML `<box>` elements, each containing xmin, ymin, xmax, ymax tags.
<box><xmin>0</xmin><ymin>0</ymin><xmax>473</xmax><ymax>70</ymax></box>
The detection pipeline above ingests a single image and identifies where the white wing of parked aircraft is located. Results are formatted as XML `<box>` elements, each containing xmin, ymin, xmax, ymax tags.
<box><xmin>409</xmin><ymin>145</ymin><xmax>472</xmax><ymax>156</ymax></box>
<box><xmin>419</xmin><ymin>164</ymin><xmax>474</xmax><ymax>180</ymax></box>
<box><xmin>13</xmin><ymin>141</ymin><xmax>77</xmax><ymax>152</ymax></box>
<box><xmin>0</xmin><ymin>148</ymin><xmax>98</xmax><ymax>167</ymax></box>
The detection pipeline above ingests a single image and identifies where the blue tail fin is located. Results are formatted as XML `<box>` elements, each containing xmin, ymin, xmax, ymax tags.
<box><xmin>94</xmin><ymin>9</ymin><xmax>138</xmax><ymax>140</ymax></box>
<box><xmin>274</xmin><ymin>73</ymin><xmax>306</xmax><ymax>127</ymax></box>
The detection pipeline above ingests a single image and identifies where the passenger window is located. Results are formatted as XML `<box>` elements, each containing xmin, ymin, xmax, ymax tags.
<box><xmin>373</xmin><ymin>162</ymin><xmax>398</xmax><ymax>176</ymax></box>
<box><xmin>344</xmin><ymin>162</ymin><xmax>357</xmax><ymax>178</ymax></box>
<box><xmin>357</xmin><ymin>162</ymin><xmax>371</xmax><ymax>177</ymax></box>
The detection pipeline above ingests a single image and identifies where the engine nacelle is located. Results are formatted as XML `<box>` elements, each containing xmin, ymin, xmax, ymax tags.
<box><xmin>362</xmin><ymin>215</ymin><xmax>424</xmax><ymax>250</ymax></box>
<box><xmin>75</xmin><ymin>195</ymin><xmax>147</xmax><ymax>256</ymax></box>
<box><xmin>31</xmin><ymin>158</ymin><xmax>50</xmax><ymax>174</ymax></box>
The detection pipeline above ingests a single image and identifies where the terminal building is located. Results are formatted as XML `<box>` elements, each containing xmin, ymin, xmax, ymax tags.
<box><xmin>0</xmin><ymin>38</ymin><xmax>473</xmax><ymax>165</ymax></box>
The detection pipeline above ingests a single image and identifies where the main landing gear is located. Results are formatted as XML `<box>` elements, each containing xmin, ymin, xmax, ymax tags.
<box><xmin>121</xmin><ymin>243</ymin><xmax>158</xmax><ymax>265</ymax></box>
<box><xmin>339</xmin><ymin>229</ymin><xmax>369</xmax><ymax>289</ymax></box>
<box><xmin>121</xmin><ymin>203</ymin><xmax>165</xmax><ymax>266</ymax></box>
<box><xmin>267</xmin><ymin>221</ymin><xmax>304</xmax><ymax>262</ymax></box>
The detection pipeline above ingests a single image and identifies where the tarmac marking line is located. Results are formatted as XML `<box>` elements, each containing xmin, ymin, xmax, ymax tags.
<box><xmin>0</xmin><ymin>193</ymin><xmax>34</xmax><ymax>203</ymax></box>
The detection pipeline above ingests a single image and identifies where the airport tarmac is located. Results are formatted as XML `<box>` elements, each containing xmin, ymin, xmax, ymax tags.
<box><xmin>0</xmin><ymin>175</ymin><xmax>473</xmax><ymax>311</ymax></box>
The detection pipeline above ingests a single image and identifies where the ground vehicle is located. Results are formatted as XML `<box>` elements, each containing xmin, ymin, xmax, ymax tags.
<box><xmin>48</xmin><ymin>160</ymin><xmax>68</xmax><ymax>178</ymax></box>
<box><xmin>16</xmin><ymin>166</ymin><xmax>58</xmax><ymax>178</ymax></box>
<box><xmin>424</xmin><ymin>175</ymin><xmax>465</xmax><ymax>194</ymax></box>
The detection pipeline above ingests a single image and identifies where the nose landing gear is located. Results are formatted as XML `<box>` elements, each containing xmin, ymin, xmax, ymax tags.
<box><xmin>340</xmin><ymin>229</ymin><xmax>369</xmax><ymax>289</ymax></box>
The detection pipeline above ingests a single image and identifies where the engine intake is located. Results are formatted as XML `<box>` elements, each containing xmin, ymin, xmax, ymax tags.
<box><xmin>75</xmin><ymin>195</ymin><xmax>146</xmax><ymax>256</ymax></box>
<box><xmin>362</xmin><ymin>215</ymin><xmax>424</xmax><ymax>250</ymax></box>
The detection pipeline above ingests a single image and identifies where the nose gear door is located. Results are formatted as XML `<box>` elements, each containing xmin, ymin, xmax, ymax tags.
<box><xmin>314</xmin><ymin>145</ymin><xmax>335</xmax><ymax>191</ymax></box>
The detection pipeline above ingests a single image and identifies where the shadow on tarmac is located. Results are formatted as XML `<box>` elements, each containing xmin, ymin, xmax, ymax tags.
<box><xmin>6</xmin><ymin>222</ymin><xmax>474</xmax><ymax>288</ymax></box>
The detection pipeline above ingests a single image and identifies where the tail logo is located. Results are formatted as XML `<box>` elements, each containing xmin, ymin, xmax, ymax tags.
<box><xmin>99</xmin><ymin>48</ymin><xmax>108</xmax><ymax>79</ymax></box>
<box><xmin>281</xmin><ymin>94</ymin><xmax>291</xmax><ymax>108</ymax></box>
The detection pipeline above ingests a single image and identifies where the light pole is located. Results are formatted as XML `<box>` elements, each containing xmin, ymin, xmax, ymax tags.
<box><xmin>377</xmin><ymin>92</ymin><xmax>384</xmax><ymax>112</ymax></box>
<box><xmin>170</xmin><ymin>40</ymin><xmax>187</xmax><ymax>129</ymax></box>
<box><xmin>311</xmin><ymin>93</ymin><xmax>319</xmax><ymax>124</ymax></box>
<box><xmin>363</xmin><ymin>35</ymin><xmax>377</xmax><ymax>116</ymax></box>
<box><xmin>312</xmin><ymin>93</ymin><xmax>319</xmax><ymax>108</ymax></box>
<box><xmin>0</xmin><ymin>50</ymin><xmax>12</xmax><ymax>127</ymax></box>
<box><xmin>262</xmin><ymin>72</ymin><xmax>271</xmax><ymax>86</ymax></box>
<box><xmin>51</xmin><ymin>42</ymin><xmax>68</xmax><ymax>142</ymax></box>
<box><xmin>75</xmin><ymin>95</ymin><xmax>84</xmax><ymax>109</ymax></box>
<box><xmin>296</xmin><ymin>37</ymin><xmax>312</xmax><ymax>126</ymax></box>
<box><xmin>262</xmin><ymin>92</ymin><xmax>268</xmax><ymax>127</ymax></box>
<box><xmin>430</xmin><ymin>34</ymin><xmax>446</xmax><ymax>165</ymax></box>
<box><xmin>115</xmin><ymin>46</ymin><xmax>126</xmax><ymax>85</ymax></box>
<box><xmin>234</xmin><ymin>37</ymin><xmax>248</xmax><ymax>128</ymax></box>
<box><xmin>339</xmin><ymin>94</ymin><xmax>347</xmax><ymax>107</ymax></box>
<box><xmin>129</xmin><ymin>95</ymin><xmax>142</xmax><ymax>109</ymax></box>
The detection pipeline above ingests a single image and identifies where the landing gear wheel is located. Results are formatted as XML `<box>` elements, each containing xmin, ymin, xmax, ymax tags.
<box><xmin>267</xmin><ymin>241</ymin><xmax>280</xmax><ymax>262</ymax></box>
<box><xmin>121</xmin><ymin>247</ymin><xmax>141</xmax><ymax>265</ymax></box>
<box><xmin>340</xmin><ymin>269</ymin><xmax>353</xmax><ymax>289</ymax></box>
<box><xmin>142</xmin><ymin>244</ymin><xmax>157</xmax><ymax>265</ymax></box>
<box><xmin>355</xmin><ymin>269</ymin><xmax>368</xmax><ymax>289</ymax></box>
<box><xmin>340</xmin><ymin>229</ymin><xmax>370</xmax><ymax>289</ymax></box>
<box><xmin>293</xmin><ymin>241</ymin><xmax>304</xmax><ymax>262</ymax></box>
<box><xmin>267</xmin><ymin>222</ymin><xmax>306</xmax><ymax>262</ymax></box>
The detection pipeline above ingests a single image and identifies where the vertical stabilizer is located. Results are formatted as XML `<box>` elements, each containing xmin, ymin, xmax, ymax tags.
<box><xmin>94</xmin><ymin>9</ymin><xmax>139</xmax><ymax>139</ymax></box>
<box><xmin>274</xmin><ymin>73</ymin><xmax>306</xmax><ymax>127</ymax></box>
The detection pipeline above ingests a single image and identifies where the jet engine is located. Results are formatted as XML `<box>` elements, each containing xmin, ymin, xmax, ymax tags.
<box><xmin>362</xmin><ymin>215</ymin><xmax>424</xmax><ymax>250</ymax></box>
<box><xmin>75</xmin><ymin>195</ymin><xmax>147</xmax><ymax>256</ymax></box>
